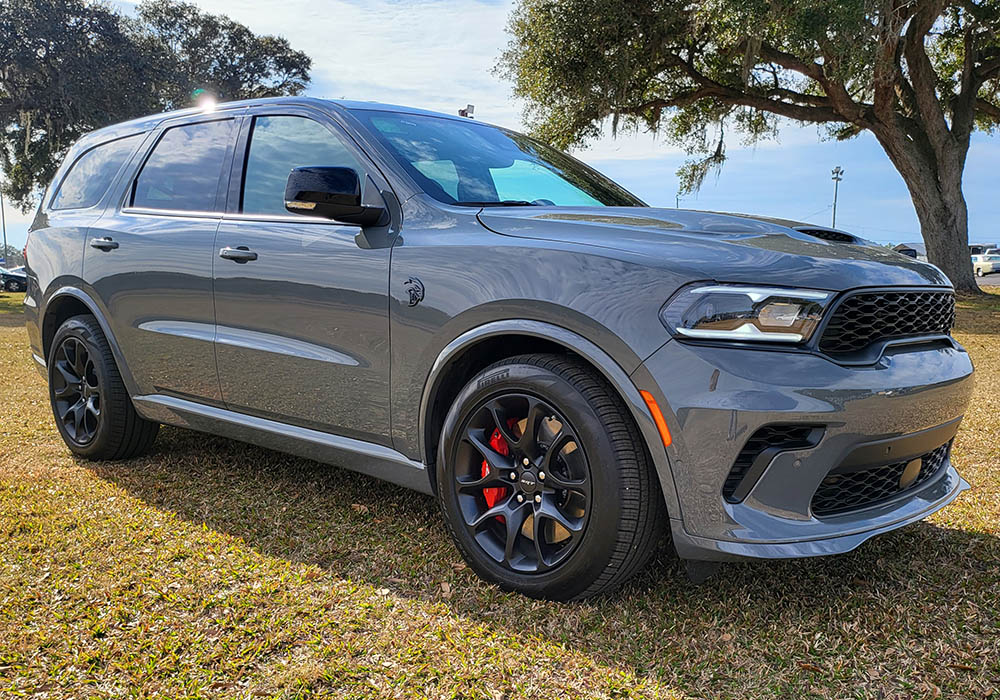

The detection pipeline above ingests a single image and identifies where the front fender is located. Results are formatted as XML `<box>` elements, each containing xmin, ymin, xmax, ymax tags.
<box><xmin>417</xmin><ymin>319</ymin><xmax>681</xmax><ymax>518</ymax></box>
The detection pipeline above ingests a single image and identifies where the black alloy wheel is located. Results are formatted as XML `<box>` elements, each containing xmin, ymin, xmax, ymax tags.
<box><xmin>51</xmin><ymin>336</ymin><xmax>102</xmax><ymax>445</ymax></box>
<box><xmin>438</xmin><ymin>354</ymin><xmax>665</xmax><ymax>601</ymax></box>
<box><xmin>48</xmin><ymin>315</ymin><xmax>159</xmax><ymax>460</ymax></box>
<box><xmin>455</xmin><ymin>393</ymin><xmax>591</xmax><ymax>573</ymax></box>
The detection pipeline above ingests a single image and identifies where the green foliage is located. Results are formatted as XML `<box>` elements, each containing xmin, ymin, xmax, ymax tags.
<box><xmin>134</xmin><ymin>0</ymin><xmax>311</xmax><ymax>108</ymax></box>
<box><xmin>0</xmin><ymin>0</ymin><xmax>312</xmax><ymax>210</ymax></box>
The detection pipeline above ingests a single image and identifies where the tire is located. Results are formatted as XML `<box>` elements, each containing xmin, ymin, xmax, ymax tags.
<box><xmin>4</xmin><ymin>279</ymin><xmax>19</xmax><ymax>292</ymax></box>
<box><xmin>48</xmin><ymin>315</ymin><xmax>159</xmax><ymax>460</ymax></box>
<box><xmin>977</xmin><ymin>269</ymin><xmax>984</xmax><ymax>277</ymax></box>
<box><xmin>437</xmin><ymin>353</ymin><xmax>665</xmax><ymax>601</ymax></box>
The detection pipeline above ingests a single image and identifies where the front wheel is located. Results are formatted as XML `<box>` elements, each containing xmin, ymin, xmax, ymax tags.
<box><xmin>977</xmin><ymin>269</ymin><xmax>984</xmax><ymax>277</ymax></box>
<box><xmin>437</xmin><ymin>354</ymin><xmax>665</xmax><ymax>601</ymax></box>
<box><xmin>4</xmin><ymin>279</ymin><xmax>21</xmax><ymax>292</ymax></box>
<box><xmin>48</xmin><ymin>315</ymin><xmax>159</xmax><ymax>460</ymax></box>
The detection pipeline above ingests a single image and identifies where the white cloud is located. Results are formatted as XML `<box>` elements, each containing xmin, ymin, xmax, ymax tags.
<box><xmin>195</xmin><ymin>0</ymin><xmax>521</xmax><ymax>124</ymax></box>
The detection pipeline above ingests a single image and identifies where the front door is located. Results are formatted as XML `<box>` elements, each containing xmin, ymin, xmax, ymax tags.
<box><xmin>213</xmin><ymin>110</ymin><xmax>394</xmax><ymax>445</ymax></box>
<box><xmin>84</xmin><ymin>116</ymin><xmax>239</xmax><ymax>403</ymax></box>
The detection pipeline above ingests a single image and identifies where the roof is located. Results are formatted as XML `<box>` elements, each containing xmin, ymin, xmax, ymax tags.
<box><xmin>79</xmin><ymin>96</ymin><xmax>483</xmax><ymax>147</ymax></box>
<box><xmin>328</xmin><ymin>99</ymin><xmax>475</xmax><ymax>122</ymax></box>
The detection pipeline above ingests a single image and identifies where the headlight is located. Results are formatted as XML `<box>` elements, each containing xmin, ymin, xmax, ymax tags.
<box><xmin>660</xmin><ymin>284</ymin><xmax>834</xmax><ymax>343</ymax></box>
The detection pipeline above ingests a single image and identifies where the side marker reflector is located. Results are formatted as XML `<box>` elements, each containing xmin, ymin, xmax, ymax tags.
<box><xmin>640</xmin><ymin>390</ymin><xmax>672</xmax><ymax>448</ymax></box>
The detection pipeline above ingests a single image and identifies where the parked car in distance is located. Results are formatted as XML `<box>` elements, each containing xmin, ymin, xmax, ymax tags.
<box><xmin>969</xmin><ymin>244</ymin><xmax>996</xmax><ymax>255</ymax></box>
<box><xmin>1</xmin><ymin>266</ymin><xmax>26</xmax><ymax>292</ymax></box>
<box><xmin>971</xmin><ymin>254</ymin><xmax>1000</xmax><ymax>277</ymax></box>
<box><xmin>22</xmin><ymin>98</ymin><xmax>974</xmax><ymax>600</ymax></box>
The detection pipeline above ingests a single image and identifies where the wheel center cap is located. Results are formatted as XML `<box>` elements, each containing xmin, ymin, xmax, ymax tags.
<box><xmin>519</xmin><ymin>472</ymin><xmax>538</xmax><ymax>494</ymax></box>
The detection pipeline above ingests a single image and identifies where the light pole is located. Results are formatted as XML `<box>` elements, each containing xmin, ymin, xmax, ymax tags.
<box><xmin>831</xmin><ymin>166</ymin><xmax>845</xmax><ymax>228</ymax></box>
<box><xmin>0</xmin><ymin>190</ymin><xmax>7</xmax><ymax>267</ymax></box>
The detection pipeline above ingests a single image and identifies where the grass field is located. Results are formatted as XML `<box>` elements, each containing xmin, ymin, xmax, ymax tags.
<box><xmin>2</xmin><ymin>289</ymin><xmax>999</xmax><ymax>699</ymax></box>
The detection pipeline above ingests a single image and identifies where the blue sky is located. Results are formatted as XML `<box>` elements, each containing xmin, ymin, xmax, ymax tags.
<box><xmin>3</xmin><ymin>0</ymin><xmax>997</xmax><ymax>251</ymax></box>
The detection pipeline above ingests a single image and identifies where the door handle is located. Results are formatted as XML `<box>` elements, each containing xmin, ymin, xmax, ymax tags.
<box><xmin>219</xmin><ymin>246</ymin><xmax>258</xmax><ymax>263</ymax></box>
<box><xmin>90</xmin><ymin>237</ymin><xmax>119</xmax><ymax>251</ymax></box>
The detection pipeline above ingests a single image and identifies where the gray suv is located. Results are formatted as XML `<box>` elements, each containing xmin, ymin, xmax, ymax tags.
<box><xmin>23</xmin><ymin>98</ymin><xmax>974</xmax><ymax>600</ymax></box>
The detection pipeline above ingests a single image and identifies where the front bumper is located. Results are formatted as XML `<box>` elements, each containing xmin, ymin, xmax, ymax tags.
<box><xmin>633</xmin><ymin>337</ymin><xmax>974</xmax><ymax>562</ymax></box>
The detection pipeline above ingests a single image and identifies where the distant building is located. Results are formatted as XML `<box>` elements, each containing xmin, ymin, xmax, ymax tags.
<box><xmin>893</xmin><ymin>242</ymin><xmax>927</xmax><ymax>261</ymax></box>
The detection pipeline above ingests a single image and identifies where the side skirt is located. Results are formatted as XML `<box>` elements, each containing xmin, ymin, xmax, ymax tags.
<box><xmin>132</xmin><ymin>394</ymin><xmax>432</xmax><ymax>494</ymax></box>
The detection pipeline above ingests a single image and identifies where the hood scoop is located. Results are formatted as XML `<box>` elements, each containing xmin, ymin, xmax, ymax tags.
<box><xmin>794</xmin><ymin>227</ymin><xmax>860</xmax><ymax>244</ymax></box>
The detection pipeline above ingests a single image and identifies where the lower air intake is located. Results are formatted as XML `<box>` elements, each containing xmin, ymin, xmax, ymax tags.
<box><xmin>811</xmin><ymin>441</ymin><xmax>951</xmax><ymax>517</ymax></box>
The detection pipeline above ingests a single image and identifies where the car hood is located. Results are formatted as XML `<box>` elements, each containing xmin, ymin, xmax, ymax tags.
<box><xmin>477</xmin><ymin>206</ymin><xmax>950</xmax><ymax>290</ymax></box>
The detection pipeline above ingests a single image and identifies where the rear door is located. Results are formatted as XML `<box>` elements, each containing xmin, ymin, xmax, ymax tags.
<box><xmin>83</xmin><ymin>114</ymin><xmax>240</xmax><ymax>403</ymax></box>
<box><xmin>213</xmin><ymin>106</ymin><xmax>395</xmax><ymax>444</ymax></box>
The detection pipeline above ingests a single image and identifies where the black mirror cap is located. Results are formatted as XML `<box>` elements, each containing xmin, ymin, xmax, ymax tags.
<box><xmin>284</xmin><ymin>166</ymin><xmax>387</xmax><ymax>226</ymax></box>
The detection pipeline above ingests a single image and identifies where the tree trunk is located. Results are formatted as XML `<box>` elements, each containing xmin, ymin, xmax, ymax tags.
<box><xmin>873</xmin><ymin>129</ymin><xmax>980</xmax><ymax>295</ymax></box>
<box><xmin>910</xmin><ymin>182</ymin><xmax>979</xmax><ymax>295</ymax></box>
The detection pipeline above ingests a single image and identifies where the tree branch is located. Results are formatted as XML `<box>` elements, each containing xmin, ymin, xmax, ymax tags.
<box><xmin>902</xmin><ymin>0</ymin><xmax>954</xmax><ymax>157</ymax></box>
<box><xmin>639</xmin><ymin>53</ymin><xmax>846</xmax><ymax>123</ymax></box>
<box><xmin>977</xmin><ymin>55</ymin><xmax>1000</xmax><ymax>81</ymax></box>
<box><xmin>976</xmin><ymin>97</ymin><xmax>1000</xmax><ymax>121</ymax></box>
<box><xmin>873</xmin><ymin>0</ymin><xmax>912</xmax><ymax>127</ymax></box>
<box><xmin>616</xmin><ymin>86</ymin><xmax>842</xmax><ymax>124</ymax></box>
<box><xmin>952</xmin><ymin>20</ymin><xmax>981</xmax><ymax>146</ymax></box>
<box><xmin>762</xmin><ymin>87</ymin><xmax>831</xmax><ymax>107</ymax></box>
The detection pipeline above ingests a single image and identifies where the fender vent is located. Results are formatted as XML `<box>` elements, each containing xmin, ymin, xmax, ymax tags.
<box><xmin>724</xmin><ymin>425</ymin><xmax>824</xmax><ymax>503</ymax></box>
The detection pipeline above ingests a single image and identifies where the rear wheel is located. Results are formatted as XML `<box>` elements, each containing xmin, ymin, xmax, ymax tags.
<box><xmin>48</xmin><ymin>315</ymin><xmax>159</xmax><ymax>460</ymax></box>
<box><xmin>4</xmin><ymin>279</ymin><xmax>21</xmax><ymax>292</ymax></box>
<box><xmin>437</xmin><ymin>354</ymin><xmax>665</xmax><ymax>601</ymax></box>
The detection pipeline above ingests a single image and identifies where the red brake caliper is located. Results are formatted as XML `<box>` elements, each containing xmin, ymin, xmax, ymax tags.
<box><xmin>481</xmin><ymin>419</ymin><xmax>517</xmax><ymax>516</ymax></box>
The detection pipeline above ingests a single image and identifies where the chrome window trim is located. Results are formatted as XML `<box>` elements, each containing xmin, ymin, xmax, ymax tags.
<box><xmin>119</xmin><ymin>206</ymin><xmax>223</xmax><ymax>220</ymax></box>
<box><xmin>221</xmin><ymin>212</ymin><xmax>353</xmax><ymax>226</ymax></box>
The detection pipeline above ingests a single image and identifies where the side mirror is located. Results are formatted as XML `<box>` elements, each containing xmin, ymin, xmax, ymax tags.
<box><xmin>284</xmin><ymin>166</ymin><xmax>387</xmax><ymax>226</ymax></box>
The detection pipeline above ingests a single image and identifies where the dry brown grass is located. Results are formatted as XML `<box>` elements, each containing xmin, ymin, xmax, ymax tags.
<box><xmin>1</xmin><ymin>289</ymin><xmax>999</xmax><ymax>699</ymax></box>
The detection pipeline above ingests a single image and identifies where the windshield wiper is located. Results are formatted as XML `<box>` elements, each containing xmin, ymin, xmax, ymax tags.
<box><xmin>452</xmin><ymin>200</ymin><xmax>539</xmax><ymax>207</ymax></box>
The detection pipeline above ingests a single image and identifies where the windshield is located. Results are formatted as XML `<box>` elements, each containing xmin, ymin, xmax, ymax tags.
<box><xmin>351</xmin><ymin>110</ymin><xmax>644</xmax><ymax>207</ymax></box>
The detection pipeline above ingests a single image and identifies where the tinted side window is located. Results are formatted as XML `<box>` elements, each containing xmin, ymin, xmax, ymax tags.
<box><xmin>242</xmin><ymin>116</ymin><xmax>365</xmax><ymax>216</ymax></box>
<box><xmin>132</xmin><ymin>119</ymin><xmax>236</xmax><ymax>212</ymax></box>
<box><xmin>51</xmin><ymin>135</ymin><xmax>142</xmax><ymax>210</ymax></box>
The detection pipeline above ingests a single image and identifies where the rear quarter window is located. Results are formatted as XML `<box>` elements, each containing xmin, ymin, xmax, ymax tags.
<box><xmin>50</xmin><ymin>135</ymin><xmax>142</xmax><ymax>210</ymax></box>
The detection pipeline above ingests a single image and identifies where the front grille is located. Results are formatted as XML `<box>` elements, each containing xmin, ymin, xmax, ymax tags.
<box><xmin>818</xmin><ymin>291</ymin><xmax>954</xmax><ymax>356</ymax></box>
<box><xmin>724</xmin><ymin>425</ymin><xmax>822</xmax><ymax>502</ymax></box>
<box><xmin>811</xmin><ymin>442</ymin><xmax>951</xmax><ymax>517</ymax></box>
<box><xmin>797</xmin><ymin>228</ymin><xmax>854</xmax><ymax>243</ymax></box>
